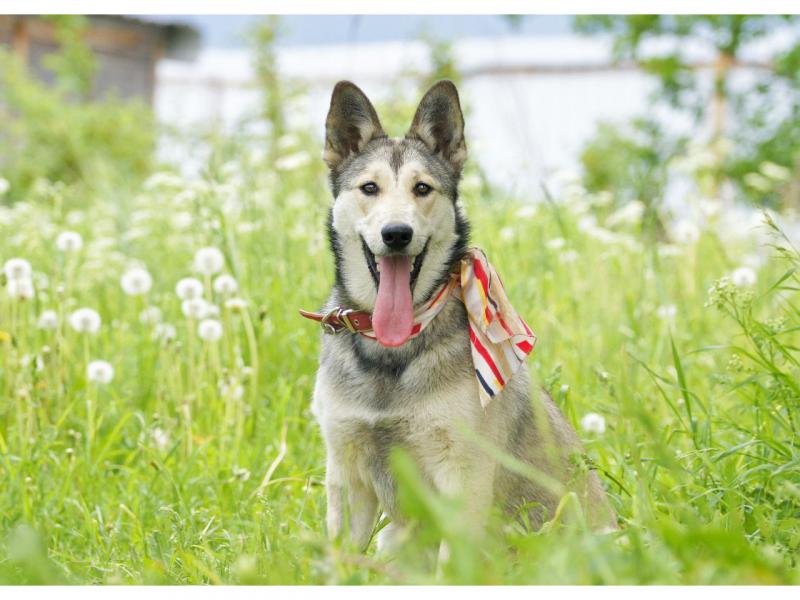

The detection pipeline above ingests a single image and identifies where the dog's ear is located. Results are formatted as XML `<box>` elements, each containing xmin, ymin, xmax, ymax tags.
<box><xmin>406</xmin><ymin>80</ymin><xmax>467</xmax><ymax>171</ymax></box>
<box><xmin>324</xmin><ymin>81</ymin><xmax>386</xmax><ymax>170</ymax></box>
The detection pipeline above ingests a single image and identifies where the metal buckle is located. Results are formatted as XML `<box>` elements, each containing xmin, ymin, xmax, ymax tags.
<box><xmin>319</xmin><ymin>307</ymin><xmax>359</xmax><ymax>335</ymax></box>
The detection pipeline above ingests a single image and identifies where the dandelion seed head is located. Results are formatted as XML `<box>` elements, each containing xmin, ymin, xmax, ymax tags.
<box><xmin>182</xmin><ymin>298</ymin><xmax>211</xmax><ymax>320</ymax></box>
<box><xmin>120</xmin><ymin>267</ymin><xmax>153</xmax><ymax>296</ymax></box>
<box><xmin>656</xmin><ymin>304</ymin><xmax>677</xmax><ymax>320</ymax></box>
<box><xmin>153</xmin><ymin>322</ymin><xmax>177</xmax><ymax>342</ymax></box>
<box><xmin>546</xmin><ymin>237</ymin><xmax>566</xmax><ymax>250</ymax></box>
<box><xmin>197</xmin><ymin>318</ymin><xmax>223</xmax><ymax>342</ymax></box>
<box><xmin>139</xmin><ymin>306</ymin><xmax>162</xmax><ymax>325</ymax></box>
<box><xmin>175</xmin><ymin>277</ymin><xmax>204</xmax><ymax>300</ymax></box>
<box><xmin>37</xmin><ymin>309</ymin><xmax>58</xmax><ymax>330</ymax></box>
<box><xmin>193</xmin><ymin>247</ymin><xmax>225</xmax><ymax>275</ymax></box>
<box><xmin>69</xmin><ymin>308</ymin><xmax>101</xmax><ymax>334</ymax></box>
<box><xmin>213</xmin><ymin>274</ymin><xmax>238</xmax><ymax>295</ymax></box>
<box><xmin>580</xmin><ymin>412</ymin><xmax>606</xmax><ymax>434</ymax></box>
<box><xmin>559</xmin><ymin>250</ymin><xmax>579</xmax><ymax>264</ymax></box>
<box><xmin>671</xmin><ymin>220</ymin><xmax>701</xmax><ymax>245</ymax></box>
<box><xmin>731</xmin><ymin>266</ymin><xmax>757</xmax><ymax>287</ymax></box>
<box><xmin>151</xmin><ymin>427</ymin><xmax>170</xmax><ymax>451</ymax></box>
<box><xmin>56</xmin><ymin>231</ymin><xmax>83</xmax><ymax>252</ymax></box>
<box><xmin>87</xmin><ymin>360</ymin><xmax>114</xmax><ymax>384</ymax></box>
<box><xmin>224</xmin><ymin>297</ymin><xmax>247</xmax><ymax>312</ymax></box>
<box><xmin>0</xmin><ymin>177</ymin><xmax>9</xmax><ymax>195</ymax></box>
<box><xmin>7</xmin><ymin>277</ymin><xmax>34</xmax><ymax>300</ymax></box>
<box><xmin>4</xmin><ymin>257</ymin><xmax>32</xmax><ymax>281</ymax></box>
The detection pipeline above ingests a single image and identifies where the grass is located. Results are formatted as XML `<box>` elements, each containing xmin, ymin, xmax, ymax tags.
<box><xmin>0</xmin><ymin>147</ymin><xmax>799</xmax><ymax>584</ymax></box>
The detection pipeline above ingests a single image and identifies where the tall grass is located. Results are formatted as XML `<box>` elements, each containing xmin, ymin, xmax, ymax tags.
<box><xmin>0</xmin><ymin>150</ymin><xmax>798</xmax><ymax>584</ymax></box>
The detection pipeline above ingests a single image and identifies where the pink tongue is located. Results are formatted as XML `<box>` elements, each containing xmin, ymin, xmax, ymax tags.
<box><xmin>372</xmin><ymin>255</ymin><xmax>414</xmax><ymax>347</ymax></box>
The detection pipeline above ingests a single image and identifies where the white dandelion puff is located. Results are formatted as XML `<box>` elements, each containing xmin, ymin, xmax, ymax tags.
<box><xmin>69</xmin><ymin>308</ymin><xmax>101</xmax><ymax>334</ymax></box>
<box><xmin>671</xmin><ymin>220</ymin><xmax>701</xmax><ymax>245</ymax></box>
<box><xmin>546</xmin><ymin>238</ymin><xmax>566</xmax><ymax>250</ymax></box>
<box><xmin>175</xmin><ymin>277</ymin><xmax>204</xmax><ymax>300</ymax></box>
<box><xmin>139</xmin><ymin>306</ymin><xmax>162</xmax><ymax>325</ymax></box>
<box><xmin>7</xmin><ymin>278</ymin><xmax>34</xmax><ymax>300</ymax></box>
<box><xmin>559</xmin><ymin>250</ymin><xmax>579</xmax><ymax>264</ymax></box>
<box><xmin>56</xmin><ymin>231</ymin><xmax>83</xmax><ymax>252</ymax></box>
<box><xmin>182</xmin><ymin>298</ymin><xmax>211</xmax><ymax>320</ymax></box>
<box><xmin>197</xmin><ymin>318</ymin><xmax>223</xmax><ymax>342</ymax></box>
<box><xmin>0</xmin><ymin>177</ymin><xmax>9</xmax><ymax>195</ymax></box>
<box><xmin>151</xmin><ymin>427</ymin><xmax>170</xmax><ymax>451</ymax></box>
<box><xmin>213</xmin><ymin>274</ymin><xmax>238</xmax><ymax>295</ymax></box>
<box><xmin>731</xmin><ymin>267</ymin><xmax>757</xmax><ymax>287</ymax></box>
<box><xmin>120</xmin><ymin>267</ymin><xmax>153</xmax><ymax>296</ymax></box>
<box><xmin>4</xmin><ymin>257</ymin><xmax>31</xmax><ymax>281</ymax></box>
<box><xmin>224</xmin><ymin>297</ymin><xmax>247</xmax><ymax>312</ymax></box>
<box><xmin>153</xmin><ymin>322</ymin><xmax>177</xmax><ymax>342</ymax></box>
<box><xmin>193</xmin><ymin>247</ymin><xmax>225</xmax><ymax>275</ymax></box>
<box><xmin>86</xmin><ymin>360</ymin><xmax>114</xmax><ymax>384</ymax></box>
<box><xmin>37</xmin><ymin>309</ymin><xmax>58</xmax><ymax>330</ymax></box>
<box><xmin>580</xmin><ymin>412</ymin><xmax>606</xmax><ymax>434</ymax></box>
<box><xmin>275</xmin><ymin>151</ymin><xmax>311</xmax><ymax>171</ymax></box>
<box><xmin>656</xmin><ymin>304</ymin><xmax>677</xmax><ymax>321</ymax></box>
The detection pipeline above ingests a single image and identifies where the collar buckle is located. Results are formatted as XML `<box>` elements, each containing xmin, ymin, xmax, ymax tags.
<box><xmin>319</xmin><ymin>307</ymin><xmax>357</xmax><ymax>334</ymax></box>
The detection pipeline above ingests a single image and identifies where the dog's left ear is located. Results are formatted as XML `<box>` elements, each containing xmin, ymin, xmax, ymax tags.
<box><xmin>406</xmin><ymin>80</ymin><xmax>467</xmax><ymax>171</ymax></box>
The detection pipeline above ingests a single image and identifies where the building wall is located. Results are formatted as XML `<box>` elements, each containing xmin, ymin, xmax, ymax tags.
<box><xmin>0</xmin><ymin>15</ymin><xmax>165</xmax><ymax>104</ymax></box>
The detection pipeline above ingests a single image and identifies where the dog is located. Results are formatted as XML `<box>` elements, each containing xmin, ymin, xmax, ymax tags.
<box><xmin>306</xmin><ymin>80</ymin><xmax>617</xmax><ymax>553</ymax></box>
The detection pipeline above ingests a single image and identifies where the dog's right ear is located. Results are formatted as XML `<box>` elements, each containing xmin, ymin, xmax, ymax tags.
<box><xmin>323</xmin><ymin>81</ymin><xmax>385</xmax><ymax>170</ymax></box>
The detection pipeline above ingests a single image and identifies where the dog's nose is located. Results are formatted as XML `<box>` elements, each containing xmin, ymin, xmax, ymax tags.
<box><xmin>381</xmin><ymin>223</ymin><xmax>413</xmax><ymax>250</ymax></box>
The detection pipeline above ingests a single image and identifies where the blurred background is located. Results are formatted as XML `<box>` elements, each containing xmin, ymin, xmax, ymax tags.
<box><xmin>3</xmin><ymin>14</ymin><xmax>799</xmax><ymax>223</ymax></box>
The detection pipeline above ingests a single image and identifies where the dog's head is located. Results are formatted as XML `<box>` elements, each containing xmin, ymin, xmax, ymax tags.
<box><xmin>323</xmin><ymin>81</ymin><xmax>470</xmax><ymax>347</ymax></box>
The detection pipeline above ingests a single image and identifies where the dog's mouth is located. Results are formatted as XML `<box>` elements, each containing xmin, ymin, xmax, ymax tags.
<box><xmin>361</xmin><ymin>237</ymin><xmax>428</xmax><ymax>291</ymax></box>
<box><xmin>360</xmin><ymin>236</ymin><xmax>429</xmax><ymax>348</ymax></box>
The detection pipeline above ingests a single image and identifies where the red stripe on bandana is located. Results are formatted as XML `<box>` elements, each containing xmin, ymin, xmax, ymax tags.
<box><xmin>470</xmin><ymin>326</ymin><xmax>505</xmax><ymax>386</ymax></box>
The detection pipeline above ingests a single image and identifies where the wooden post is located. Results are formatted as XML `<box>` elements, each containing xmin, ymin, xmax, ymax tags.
<box><xmin>11</xmin><ymin>17</ymin><xmax>29</xmax><ymax>64</ymax></box>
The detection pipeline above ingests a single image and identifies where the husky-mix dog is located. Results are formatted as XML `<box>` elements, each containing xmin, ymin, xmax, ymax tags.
<box><xmin>309</xmin><ymin>80</ymin><xmax>616</xmax><ymax>552</ymax></box>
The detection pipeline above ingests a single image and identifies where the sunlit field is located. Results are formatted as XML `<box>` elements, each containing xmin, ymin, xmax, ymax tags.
<box><xmin>2</xmin><ymin>145</ymin><xmax>799</xmax><ymax>583</ymax></box>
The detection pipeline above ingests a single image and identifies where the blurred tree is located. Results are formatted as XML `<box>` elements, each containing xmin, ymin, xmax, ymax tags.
<box><xmin>575</xmin><ymin>16</ymin><xmax>800</xmax><ymax>210</ymax></box>
<box><xmin>250</xmin><ymin>16</ymin><xmax>286</xmax><ymax>164</ymax></box>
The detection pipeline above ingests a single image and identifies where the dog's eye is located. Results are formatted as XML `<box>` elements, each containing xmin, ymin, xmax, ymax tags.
<box><xmin>414</xmin><ymin>182</ymin><xmax>432</xmax><ymax>197</ymax></box>
<box><xmin>360</xmin><ymin>182</ymin><xmax>379</xmax><ymax>196</ymax></box>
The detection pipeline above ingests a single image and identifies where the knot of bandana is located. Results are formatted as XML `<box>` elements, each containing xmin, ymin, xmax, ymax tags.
<box><xmin>360</xmin><ymin>247</ymin><xmax>537</xmax><ymax>407</ymax></box>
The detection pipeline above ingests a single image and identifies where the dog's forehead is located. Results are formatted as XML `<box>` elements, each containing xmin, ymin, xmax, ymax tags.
<box><xmin>334</xmin><ymin>137</ymin><xmax>458</xmax><ymax>195</ymax></box>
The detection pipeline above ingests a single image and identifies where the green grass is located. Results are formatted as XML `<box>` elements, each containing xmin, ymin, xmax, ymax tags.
<box><xmin>1</xmin><ymin>153</ymin><xmax>799</xmax><ymax>584</ymax></box>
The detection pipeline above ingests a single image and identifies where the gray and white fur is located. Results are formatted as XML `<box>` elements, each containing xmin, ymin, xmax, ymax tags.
<box><xmin>311</xmin><ymin>80</ymin><xmax>617</xmax><ymax>552</ymax></box>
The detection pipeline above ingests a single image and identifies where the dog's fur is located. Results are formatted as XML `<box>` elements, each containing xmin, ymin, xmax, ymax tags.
<box><xmin>311</xmin><ymin>81</ymin><xmax>616</xmax><ymax>551</ymax></box>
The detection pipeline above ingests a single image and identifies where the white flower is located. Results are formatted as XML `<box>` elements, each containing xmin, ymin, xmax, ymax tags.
<box><xmin>87</xmin><ymin>360</ymin><xmax>114</xmax><ymax>384</ymax></box>
<box><xmin>151</xmin><ymin>427</ymin><xmax>170</xmax><ymax>451</ymax></box>
<box><xmin>0</xmin><ymin>177</ymin><xmax>9</xmax><ymax>195</ymax></box>
<box><xmin>559</xmin><ymin>250</ymin><xmax>579</xmax><ymax>264</ymax></box>
<box><xmin>499</xmin><ymin>227</ymin><xmax>514</xmax><ymax>241</ymax></box>
<box><xmin>546</xmin><ymin>238</ymin><xmax>566</xmax><ymax>250</ymax></box>
<box><xmin>213</xmin><ymin>274</ymin><xmax>238</xmax><ymax>295</ymax></box>
<box><xmin>605</xmin><ymin>200</ymin><xmax>644</xmax><ymax>227</ymax></box>
<box><xmin>731</xmin><ymin>267</ymin><xmax>757</xmax><ymax>287</ymax></box>
<box><xmin>275</xmin><ymin>151</ymin><xmax>311</xmax><ymax>171</ymax></box>
<box><xmin>580</xmin><ymin>412</ymin><xmax>606</xmax><ymax>434</ymax></box>
<box><xmin>120</xmin><ymin>267</ymin><xmax>153</xmax><ymax>296</ymax></box>
<box><xmin>197</xmin><ymin>318</ymin><xmax>223</xmax><ymax>342</ymax></box>
<box><xmin>193</xmin><ymin>247</ymin><xmax>225</xmax><ymax>275</ymax></box>
<box><xmin>175</xmin><ymin>277</ymin><xmax>204</xmax><ymax>300</ymax></box>
<box><xmin>182</xmin><ymin>298</ymin><xmax>211</xmax><ymax>320</ymax></box>
<box><xmin>56</xmin><ymin>231</ymin><xmax>83</xmax><ymax>252</ymax></box>
<box><xmin>153</xmin><ymin>322</ymin><xmax>177</xmax><ymax>342</ymax></box>
<box><xmin>69</xmin><ymin>308</ymin><xmax>101</xmax><ymax>334</ymax></box>
<box><xmin>7</xmin><ymin>278</ymin><xmax>34</xmax><ymax>300</ymax></box>
<box><xmin>37</xmin><ymin>309</ymin><xmax>58</xmax><ymax>330</ymax></box>
<box><xmin>671</xmin><ymin>220</ymin><xmax>700</xmax><ymax>245</ymax></box>
<box><xmin>139</xmin><ymin>306</ymin><xmax>162</xmax><ymax>324</ymax></box>
<box><xmin>656</xmin><ymin>304</ymin><xmax>677</xmax><ymax>320</ymax></box>
<box><xmin>224</xmin><ymin>297</ymin><xmax>248</xmax><ymax>312</ymax></box>
<box><xmin>4</xmin><ymin>258</ymin><xmax>31</xmax><ymax>281</ymax></box>
<box><xmin>172</xmin><ymin>211</ymin><xmax>193</xmax><ymax>230</ymax></box>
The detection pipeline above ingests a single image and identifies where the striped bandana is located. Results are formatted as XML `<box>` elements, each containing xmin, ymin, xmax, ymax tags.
<box><xmin>360</xmin><ymin>247</ymin><xmax>537</xmax><ymax>407</ymax></box>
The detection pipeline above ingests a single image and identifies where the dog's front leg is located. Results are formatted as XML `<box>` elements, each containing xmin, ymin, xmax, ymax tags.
<box><xmin>326</xmin><ymin>460</ymin><xmax>378</xmax><ymax>551</ymax></box>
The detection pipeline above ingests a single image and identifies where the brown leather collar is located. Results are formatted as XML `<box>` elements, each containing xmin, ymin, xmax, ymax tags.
<box><xmin>299</xmin><ymin>307</ymin><xmax>373</xmax><ymax>335</ymax></box>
